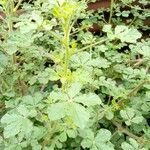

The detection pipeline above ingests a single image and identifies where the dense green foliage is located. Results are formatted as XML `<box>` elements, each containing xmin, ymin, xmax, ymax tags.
<box><xmin>0</xmin><ymin>0</ymin><xmax>150</xmax><ymax>149</ymax></box>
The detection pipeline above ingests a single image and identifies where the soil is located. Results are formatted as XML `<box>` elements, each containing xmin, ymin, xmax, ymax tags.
<box><xmin>87</xmin><ymin>0</ymin><xmax>111</xmax><ymax>10</ymax></box>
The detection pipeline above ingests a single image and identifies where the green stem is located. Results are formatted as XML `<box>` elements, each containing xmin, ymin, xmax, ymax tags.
<box><xmin>63</xmin><ymin>13</ymin><xmax>79</xmax><ymax>75</ymax></box>
<box><xmin>77</xmin><ymin>38</ymin><xmax>108</xmax><ymax>53</ymax></box>
<box><xmin>111</xmin><ymin>79</ymin><xmax>150</xmax><ymax>108</ymax></box>
<box><xmin>109</xmin><ymin>0</ymin><xmax>114</xmax><ymax>24</ymax></box>
<box><xmin>14</xmin><ymin>0</ymin><xmax>23</xmax><ymax>12</ymax></box>
<box><xmin>117</xmin><ymin>80</ymin><xmax>149</xmax><ymax>106</ymax></box>
<box><xmin>64</xmin><ymin>27</ymin><xmax>70</xmax><ymax>76</ymax></box>
<box><xmin>129</xmin><ymin>17</ymin><xmax>136</xmax><ymax>27</ymax></box>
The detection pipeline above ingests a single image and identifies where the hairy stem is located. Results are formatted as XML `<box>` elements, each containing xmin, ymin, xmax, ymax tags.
<box><xmin>14</xmin><ymin>0</ymin><xmax>23</xmax><ymax>12</ymax></box>
<box><xmin>111</xmin><ymin>79</ymin><xmax>149</xmax><ymax>109</ymax></box>
<box><xmin>112</xmin><ymin>120</ymin><xmax>145</xmax><ymax>143</ymax></box>
<box><xmin>77</xmin><ymin>38</ymin><xmax>108</xmax><ymax>53</ymax></box>
<box><xmin>117</xmin><ymin>79</ymin><xmax>149</xmax><ymax>106</ymax></box>
<box><xmin>64</xmin><ymin>27</ymin><xmax>70</xmax><ymax>76</ymax></box>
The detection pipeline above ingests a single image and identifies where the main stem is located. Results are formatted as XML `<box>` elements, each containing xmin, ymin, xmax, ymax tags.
<box><xmin>77</xmin><ymin>38</ymin><xmax>107</xmax><ymax>53</ymax></box>
<box><xmin>63</xmin><ymin>22</ymin><xmax>71</xmax><ymax>77</ymax></box>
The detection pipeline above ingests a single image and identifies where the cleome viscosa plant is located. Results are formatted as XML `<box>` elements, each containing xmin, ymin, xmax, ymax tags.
<box><xmin>0</xmin><ymin>0</ymin><xmax>150</xmax><ymax>150</ymax></box>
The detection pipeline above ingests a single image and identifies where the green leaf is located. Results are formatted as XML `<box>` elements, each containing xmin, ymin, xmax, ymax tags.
<box><xmin>71</xmin><ymin>52</ymin><xmax>91</xmax><ymax>68</ymax></box>
<box><xmin>74</xmin><ymin>93</ymin><xmax>101</xmax><ymax>106</ymax></box>
<box><xmin>81</xmin><ymin>138</ymin><xmax>93</xmax><ymax>148</ymax></box>
<box><xmin>102</xmin><ymin>24</ymin><xmax>112</xmax><ymax>33</ymax></box>
<box><xmin>81</xmin><ymin>129</ymin><xmax>94</xmax><ymax>148</ymax></box>
<box><xmin>32</xmin><ymin>126</ymin><xmax>46</xmax><ymax>140</ymax></box>
<box><xmin>120</xmin><ymin>108</ymin><xmax>144</xmax><ymax>125</ymax></box>
<box><xmin>58</xmin><ymin>132</ymin><xmax>67</xmax><ymax>142</ymax></box>
<box><xmin>66</xmin><ymin>129</ymin><xmax>77</xmax><ymax>138</ymax></box>
<box><xmin>94</xmin><ymin>129</ymin><xmax>114</xmax><ymax>150</ymax></box>
<box><xmin>122</xmin><ymin>11</ymin><xmax>130</xmax><ymax>17</ymax></box>
<box><xmin>22</xmin><ymin>93</ymin><xmax>43</xmax><ymax>108</ymax></box>
<box><xmin>67</xmin><ymin>82</ymin><xmax>82</xmax><ymax>98</ymax></box>
<box><xmin>115</xmin><ymin>26</ymin><xmax>142</xmax><ymax>43</ymax></box>
<box><xmin>47</xmin><ymin>102</ymin><xmax>66</xmax><ymax>120</ymax></box>
<box><xmin>31</xmin><ymin>140</ymin><xmax>42</xmax><ymax>150</ymax></box>
<box><xmin>71</xmin><ymin>52</ymin><xmax>110</xmax><ymax>69</ymax></box>
<box><xmin>89</xmin><ymin>58</ymin><xmax>111</xmax><ymax>68</ymax></box>
<box><xmin>47</xmin><ymin>101</ymin><xmax>90</xmax><ymax>129</ymax></box>
<box><xmin>95</xmin><ymin>129</ymin><xmax>112</xmax><ymax>142</ymax></box>
<box><xmin>105</xmin><ymin>108</ymin><xmax>114</xmax><ymax>120</ymax></box>
<box><xmin>1</xmin><ymin>113</ymin><xmax>33</xmax><ymax>138</ymax></box>
<box><xmin>81</xmin><ymin>129</ymin><xmax>114</xmax><ymax>150</ymax></box>
<box><xmin>102</xmin><ymin>25</ymin><xmax>115</xmax><ymax>40</ymax></box>
<box><xmin>49</xmin><ymin>91</ymin><xmax>68</xmax><ymax>102</ymax></box>
<box><xmin>17</xmin><ymin>105</ymin><xmax>29</xmax><ymax>117</ymax></box>
<box><xmin>95</xmin><ymin>143</ymin><xmax>114</xmax><ymax>150</ymax></box>
<box><xmin>121</xmin><ymin>138</ymin><xmax>141</xmax><ymax>150</ymax></box>
<box><xmin>69</xmin><ymin>103</ymin><xmax>90</xmax><ymax>129</ymax></box>
<box><xmin>38</xmin><ymin>68</ymin><xmax>60</xmax><ymax>84</ymax></box>
<box><xmin>73</xmin><ymin>68</ymin><xmax>93</xmax><ymax>84</ymax></box>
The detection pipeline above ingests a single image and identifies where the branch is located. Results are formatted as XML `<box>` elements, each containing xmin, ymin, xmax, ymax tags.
<box><xmin>47</xmin><ymin>30</ymin><xmax>63</xmax><ymax>42</ymax></box>
<box><xmin>76</xmin><ymin>38</ymin><xmax>108</xmax><ymax>53</ymax></box>
<box><xmin>117</xmin><ymin>80</ymin><xmax>150</xmax><ymax>106</ymax></box>
<box><xmin>14</xmin><ymin>0</ymin><xmax>23</xmax><ymax>12</ymax></box>
<box><xmin>112</xmin><ymin>120</ymin><xmax>145</xmax><ymax>143</ymax></box>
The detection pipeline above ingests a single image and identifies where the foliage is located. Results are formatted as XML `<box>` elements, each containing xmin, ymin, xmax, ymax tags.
<box><xmin>0</xmin><ymin>0</ymin><xmax>150</xmax><ymax>150</ymax></box>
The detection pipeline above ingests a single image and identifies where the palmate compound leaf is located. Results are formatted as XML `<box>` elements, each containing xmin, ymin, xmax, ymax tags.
<box><xmin>81</xmin><ymin>129</ymin><xmax>114</xmax><ymax>150</ymax></box>
<box><xmin>120</xmin><ymin>107</ymin><xmax>144</xmax><ymax>126</ymax></box>
<box><xmin>102</xmin><ymin>25</ymin><xmax>142</xmax><ymax>43</ymax></box>
<box><xmin>47</xmin><ymin>102</ymin><xmax>90</xmax><ymax>129</ymax></box>
<box><xmin>47</xmin><ymin>82</ymin><xmax>101</xmax><ymax>129</ymax></box>
<box><xmin>1</xmin><ymin>113</ymin><xmax>33</xmax><ymax>138</ymax></box>
<box><xmin>115</xmin><ymin>25</ymin><xmax>142</xmax><ymax>43</ymax></box>
<box><xmin>94</xmin><ymin>129</ymin><xmax>114</xmax><ymax>150</ymax></box>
